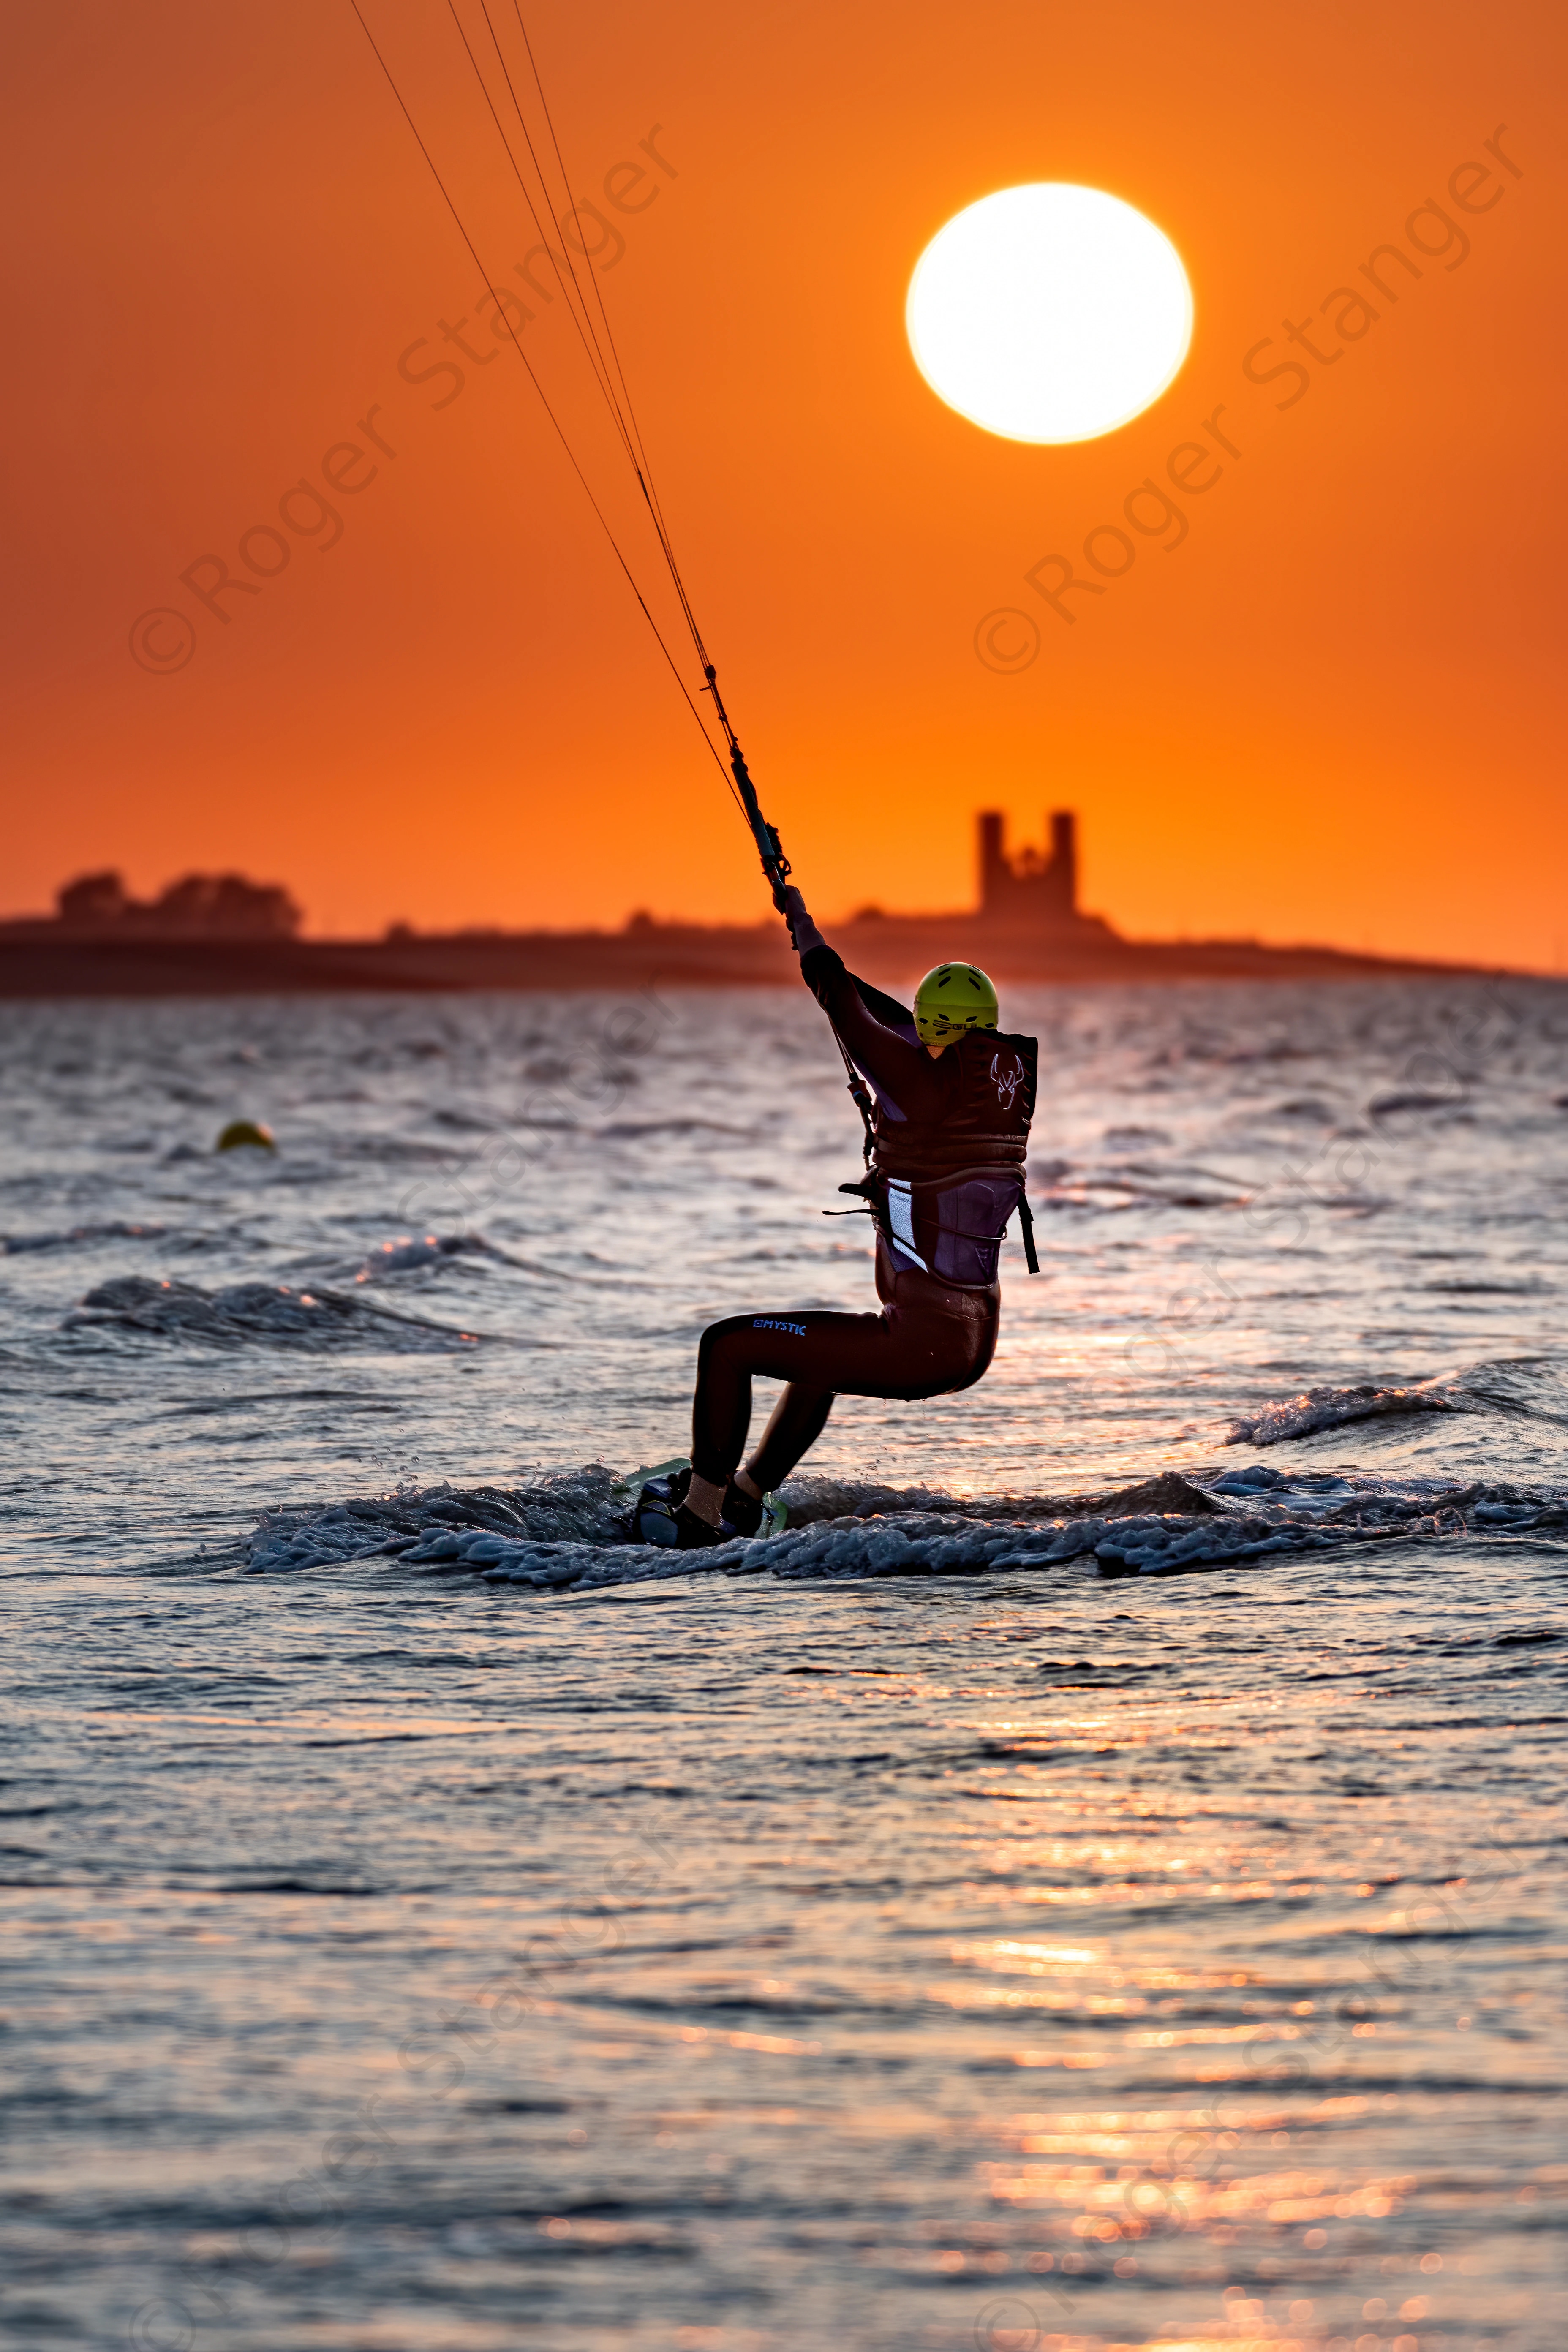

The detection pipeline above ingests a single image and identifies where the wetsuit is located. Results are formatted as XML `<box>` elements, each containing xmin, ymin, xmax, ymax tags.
<box><xmin>689</xmin><ymin>933</ymin><xmax>1037</xmax><ymax>1490</ymax></box>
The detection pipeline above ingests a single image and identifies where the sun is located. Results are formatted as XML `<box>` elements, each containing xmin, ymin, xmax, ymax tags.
<box><xmin>906</xmin><ymin>183</ymin><xmax>1193</xmax><ymax>444</ymax></box>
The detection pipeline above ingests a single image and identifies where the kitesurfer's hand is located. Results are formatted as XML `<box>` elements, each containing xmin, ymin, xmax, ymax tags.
<box><xmin>779</xmin><ymin>886</ymin><xmax>823</xmax><ymax>957</ymax></box>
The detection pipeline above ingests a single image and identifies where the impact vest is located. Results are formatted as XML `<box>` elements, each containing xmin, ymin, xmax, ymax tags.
<box><xmin>866</xmin><ymin>1029</ymin><xmax>1038</xmax><ymax>1288</ymax></box>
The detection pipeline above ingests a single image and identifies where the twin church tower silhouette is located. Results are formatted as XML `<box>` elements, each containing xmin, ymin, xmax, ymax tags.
<box><xmin>974</xmin><ymin>808</ymin><xmax>1108</xmax><ymax>937</ymax></box>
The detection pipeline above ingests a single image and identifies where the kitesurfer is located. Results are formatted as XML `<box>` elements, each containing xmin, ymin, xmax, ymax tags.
<box><xmin>641</xmin><ymin>888</ymin><xmax>1038</xmax><ymax>1547</ymax></box>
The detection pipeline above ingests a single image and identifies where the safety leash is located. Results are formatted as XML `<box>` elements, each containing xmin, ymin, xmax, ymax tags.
<box><xmin>1017</xmin><ymin>1190</ymin><xmax>1040</xmax><ymax>1274</ymax></box>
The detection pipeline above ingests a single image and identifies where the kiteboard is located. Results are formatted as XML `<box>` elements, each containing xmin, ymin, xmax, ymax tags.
<box><xmin>617</xmin><ymin>1458</ymin><xmax>788</xmax><ymax>1547</ymax></box>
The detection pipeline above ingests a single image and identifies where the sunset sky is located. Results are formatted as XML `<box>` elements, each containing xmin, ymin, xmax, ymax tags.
<box><xmin>4</xmin><ymin>0</ymin><xmax>1564</xmax><ymax>965</ymax></box>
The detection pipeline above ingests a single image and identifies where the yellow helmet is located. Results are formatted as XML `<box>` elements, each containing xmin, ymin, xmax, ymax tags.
<box><xmin>913</xmin><ymin>961</ymin><xmax>999</xmax><ymax>1047</ymax></box>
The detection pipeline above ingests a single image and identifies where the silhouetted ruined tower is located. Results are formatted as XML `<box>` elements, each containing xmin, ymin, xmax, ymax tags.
<box><xmin>977</xmin><ymin>810</ymin><xmax>1081</xmax><ymax>926</ymax></box>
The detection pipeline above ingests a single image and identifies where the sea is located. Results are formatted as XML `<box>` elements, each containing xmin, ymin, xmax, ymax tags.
<box><xmin>3</xmin><ymin>973</ymin><xmax>1565</xmax><ymax>2352</ymax></box>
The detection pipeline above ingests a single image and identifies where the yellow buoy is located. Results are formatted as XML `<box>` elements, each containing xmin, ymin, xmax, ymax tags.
<box><xmin>216</xmin><ymin>1119</ymin><xmax>276</xmax><ymax>1152</ymax></box>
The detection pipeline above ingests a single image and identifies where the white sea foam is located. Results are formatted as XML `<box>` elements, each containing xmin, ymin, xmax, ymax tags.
<box><xmin>233</xmin><ymin>1461</ymin><xmax>1568</xmax><ymax>1587</ymax></box>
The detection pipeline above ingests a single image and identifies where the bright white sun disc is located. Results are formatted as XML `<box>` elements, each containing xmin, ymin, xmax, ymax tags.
<box><xmin>907</xmin><ymin>184</ymin><xmax>1192</xmax><ymax>443</ymax></box>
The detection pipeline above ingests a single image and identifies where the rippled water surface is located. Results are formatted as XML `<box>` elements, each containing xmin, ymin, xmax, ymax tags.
<box><xmin>4</xmin><ymin>977</ymin><xmax>1567</xmax><ymax>2352</ymax></box>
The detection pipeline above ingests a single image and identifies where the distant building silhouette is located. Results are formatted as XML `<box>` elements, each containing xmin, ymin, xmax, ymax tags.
<box><xmin>52</xmin><ymin>869</ymin><xmax>300</xmax><ymax>939</ymax></box>
<box><xmin>976</xmin><ymin>810</ymin><xmax>1106</xmax><ymax>934</ymax></box>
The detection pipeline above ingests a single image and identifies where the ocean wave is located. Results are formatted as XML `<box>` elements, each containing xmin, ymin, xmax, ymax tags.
<box><xmin>64</xmin><ymin>1274</ymin><xmax>493</xmax><ymax>1352</ymax></box>
<box><xmin>2</xmin><ymin>1220</ymin><xmax>167</xmax><ymax>1255</ymax></box>
<box><xmin>597</xmin><ymin>1118</ymin><xmax>760</xmax><ymax>1140</ymax></box>
<box><xmin>1043</xmin><ymin>1172</ymin><xmax>1247</xmax><ymax>1213</ymax></box>
<box><xmin>227</xmin><ymin>1461</ymin><xmax>1568</xmax><ymax>1588</ymax></box>
<box><xmin>1225</xmin><ymin>1358</ymin><xmax>1568</xmax><ymax>1446</ymax></box>
<box><xmin>296</xmin><ymin>1231</ymin><xmax>511</xmax><ymax>1284</ymax></box>
<box><xmin>1369</xmin><ymin>1087</ymin><xmax>1468</xmax><ymax>1117</ymax></box>
<box><xmin>1423</xmin><ymin>1277</ymin><xmax>1550</xmax><ymax>1296</ymax></box>
<box><xmin>1225</xmin><ymin>1380</ymin><xmax>1459</xmax><ymax>1446</ymax></box>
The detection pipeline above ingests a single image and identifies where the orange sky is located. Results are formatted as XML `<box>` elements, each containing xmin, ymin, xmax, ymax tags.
<box><xmin>3</xmin><ymin>0</ymin><xmax>1564</xmax><ymax>964</ymax></box>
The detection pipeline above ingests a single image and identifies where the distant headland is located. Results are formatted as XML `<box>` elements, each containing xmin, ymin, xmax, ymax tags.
<box><xmin>0</xmin><ymin>814</ymin><xmax>1501</xmax><ymax>995</ymax></box>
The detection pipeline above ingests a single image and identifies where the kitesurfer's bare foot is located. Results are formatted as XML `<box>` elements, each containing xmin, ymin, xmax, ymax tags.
<box><xmin>732</xmin><ymin>1467</ymin><xmax>765</xmax><ymax>1503</ymax></box>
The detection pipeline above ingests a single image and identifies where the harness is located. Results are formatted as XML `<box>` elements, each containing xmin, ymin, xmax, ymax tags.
<box><xmin>837</xmin><ymin>1164</ymin><xmax>1040</xmax><ymax>1282</ymax></box>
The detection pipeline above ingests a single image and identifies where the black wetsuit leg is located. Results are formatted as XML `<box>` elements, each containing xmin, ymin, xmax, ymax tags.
<box><xmin>747</xmin><ymin>1383</ymin><xmax>837</xmax><ymax>1492</ymax></box>
<box><xmin>690</xmin><ymin>1239</ymin><xmax>1000</xmax><ymax>1488</ymax></box>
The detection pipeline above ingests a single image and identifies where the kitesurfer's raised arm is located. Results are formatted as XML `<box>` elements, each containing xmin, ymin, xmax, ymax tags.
<box><xmin>779</xmin><ymin>887</ymin><xmax>951</xmax><ymax>1113</ymax></box>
